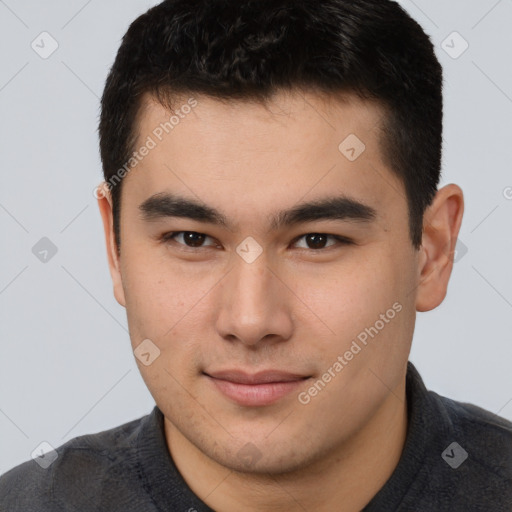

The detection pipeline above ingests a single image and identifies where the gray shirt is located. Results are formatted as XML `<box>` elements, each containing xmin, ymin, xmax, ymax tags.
<box><xmin>1</xmin><ymin>362</ymin><xmax>511</xmax><ymax>511</ymax></box>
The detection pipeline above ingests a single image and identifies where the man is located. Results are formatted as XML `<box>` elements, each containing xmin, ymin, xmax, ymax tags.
<box><xmin>1</xmin><ymin>0</ymin><xmax>511</xmax><ymax>510</ymax></box>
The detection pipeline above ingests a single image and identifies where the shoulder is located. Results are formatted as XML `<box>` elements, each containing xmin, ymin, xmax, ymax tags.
<box><xmin>426</xmin><ymin>391</ymin><xmax>512</xmax><ymax>508</ymax></box>
<box><xmin>396</xmin><ymin>363</ymin><xmax>512</xmax><ymax>510</ymax></box>
<box><xmin>437</xmin><ymin>393</ymin><xmax>512</xmax><ymax>475</ymax></box>
<box><xmin>0</xmin><ymin>413</ymin><xmax>149</xmax><ymax>512</ymax></box>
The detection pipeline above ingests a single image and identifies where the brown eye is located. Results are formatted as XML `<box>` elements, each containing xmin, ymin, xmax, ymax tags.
<box><xmin>293</xmin><ymin>233</ymin><xmax>352</xmax><ymax>250</ymax></box>
<box><xmin>162</xmin><ymin>231</ymin><xmax>217</xmax><ymax>248</ymax></box>
<box><xmin>305</xmin><ymin>234</ymin><xmax>329</xmax><ymax>249</ymax></box>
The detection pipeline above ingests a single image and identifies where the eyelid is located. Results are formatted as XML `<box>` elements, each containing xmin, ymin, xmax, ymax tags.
<box><xmin>161</xmin><ymin>231</ymin><xmax>219</xmax><ymax>248</ymax></box>
<box><xmin>291</xmin><ymin>233</ymin><xmax>353</xmax><ymax>244</ymax></box>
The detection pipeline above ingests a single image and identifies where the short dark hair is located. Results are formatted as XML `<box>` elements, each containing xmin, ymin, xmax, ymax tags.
<box><xmin>99</xmin><ymin>0</ymin><xmax>443</xmax><ymax>255</ymax></box>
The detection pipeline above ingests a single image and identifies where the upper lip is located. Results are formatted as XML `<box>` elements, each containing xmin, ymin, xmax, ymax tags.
<box><xmin>205</xmin><ymin>370</ymin><xmax>309</xmax><ymax>385</ymax></box>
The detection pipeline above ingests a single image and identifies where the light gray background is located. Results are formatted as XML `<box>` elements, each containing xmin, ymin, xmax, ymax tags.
<box><xmin>1</xmin><ymin>0</ymin><xmax>511</xmax><ymax>475</ymax></box>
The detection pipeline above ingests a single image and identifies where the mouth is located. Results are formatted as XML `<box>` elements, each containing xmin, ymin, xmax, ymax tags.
<box><xmin>203</xmin><ymin>369</ymin><xmax>311</xmax><ymax>407</ymax></box>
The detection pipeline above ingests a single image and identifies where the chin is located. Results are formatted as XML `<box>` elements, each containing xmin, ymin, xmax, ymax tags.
<box><xmin>221</xmin><ymin>450</ymin><xmax>310</xmax><ymax>476</ymax></box>
<box><xmin>201</xmin><ymin>433</ymin><xmax>323</xmax><ymax>476</ymax></box>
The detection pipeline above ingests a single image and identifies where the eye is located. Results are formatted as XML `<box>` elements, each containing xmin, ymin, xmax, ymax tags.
<box><xmin>160</xmin><ymin>231</ymin><xmax>353</xmax><ymax>251</ymax></box>
<box><xmin>292</xmin><ymin>233</ymin><xmax>353</xmax><ymax>250</ymax></box>
<box><xmin>161</xmin><ymin>231</ymin><xmax>218</xmax><ymax>248</ymax></box>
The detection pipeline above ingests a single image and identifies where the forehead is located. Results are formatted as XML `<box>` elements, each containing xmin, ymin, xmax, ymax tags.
<box><xmin>121</xmin><ymin>89</ymin><xmax>406</xmax><ymax>231</ymax></box>
<box><xmin>135</xmin><ymin>88</ymin><xmax>387</xmax><ymax>157</ymax></box>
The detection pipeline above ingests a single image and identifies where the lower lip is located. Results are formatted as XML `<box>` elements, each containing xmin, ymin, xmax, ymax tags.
<box><xmin>207</xmin><ymin>376</ymin><xmax>307</xmax><ymax>407</ymax></box>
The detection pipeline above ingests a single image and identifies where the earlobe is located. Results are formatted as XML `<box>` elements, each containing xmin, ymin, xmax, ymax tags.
<box><xmin>96</xmin><ymin>183</ymin><xmax>126</xmax><ymax>308</ymax></box>
<box><xmin>415</xmin><ymin>184</ymin><xmax>464</xmax><ymax>312</ymax></box>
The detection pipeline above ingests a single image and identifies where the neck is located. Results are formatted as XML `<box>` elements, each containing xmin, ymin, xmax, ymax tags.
<box><xmin>165</xmin><ymin>379</ymin><xmax>408</xmax><ymax>512</ymax></box>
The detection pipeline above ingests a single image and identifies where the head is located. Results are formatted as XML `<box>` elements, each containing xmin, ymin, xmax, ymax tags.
<box><xmin>97</xmin><ymin>0</ymin><xmax>463</xmax><ymax>474</ymax></box>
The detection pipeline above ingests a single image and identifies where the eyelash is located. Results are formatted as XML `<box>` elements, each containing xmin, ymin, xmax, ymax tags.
<box><xmin>159</xmin><ymin>231</ymin><xmax>354</xmax><ymax>251</ymax></box>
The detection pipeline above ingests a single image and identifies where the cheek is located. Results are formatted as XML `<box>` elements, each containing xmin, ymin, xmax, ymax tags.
<box><xmin>296</xmin><ymin>257</ymin><xmax>399</xmax><ymax>331</ymax></box>
<box><xmin>121</xmin><ymin>247</ymin><xmax>189</xmax><ymax>328</ymax></box>
<box><xmin>121</xmin><ymin>250</ymin><xmax>217</xmax><ymax>370</ymax></box>
<box><xmin>295</xmin><ymin>249</ymin><xmax>414</xmax><ymax>369</ymax></box>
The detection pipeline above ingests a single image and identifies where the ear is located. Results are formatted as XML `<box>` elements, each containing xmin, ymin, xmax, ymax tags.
<box><xmin>416</xmin><ymin>184</ymin><xmax>464</xmax><ymax>312</ymax></box>
<box><xmin>96</xmin><ymin>183</ymin><xmax>126</xmax><ymax>307</ymax></box>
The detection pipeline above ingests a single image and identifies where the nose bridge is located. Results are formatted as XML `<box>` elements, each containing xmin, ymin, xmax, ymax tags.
<box><xmin>215</xmin><ymin>251</ymin><xmax>291</xmax><ymax>345</ymax></box>
<box><xmin>229</xmin><ymin>253</ymin><xmax>274</xmax><ymax>316</ymax></box>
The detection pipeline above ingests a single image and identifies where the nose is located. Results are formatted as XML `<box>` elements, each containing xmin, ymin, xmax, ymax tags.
<box><xmin>214</xmin><ymin>254</ymin><xmax>294</xmax><ymax>348</ymax></box>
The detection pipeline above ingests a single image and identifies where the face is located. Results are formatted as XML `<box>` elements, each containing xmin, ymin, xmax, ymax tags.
<box><xmin>101</xmin><ymin>89</ymin><xmax>424</xmax><ymax>473</ymax></box>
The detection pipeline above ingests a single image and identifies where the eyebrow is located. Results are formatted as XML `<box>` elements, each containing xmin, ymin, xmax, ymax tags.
<box><xmin>138</xmin><ymin>192</ymin><xmax>377</xmax><ymax>231</ymax></box>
